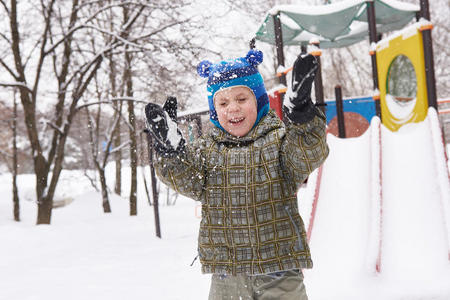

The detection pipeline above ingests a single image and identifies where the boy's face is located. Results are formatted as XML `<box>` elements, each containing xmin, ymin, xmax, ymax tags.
<box><xmin>214</xmin><ymin>86</ymin><xmax>257</xmax><ymax>137</ymax></box>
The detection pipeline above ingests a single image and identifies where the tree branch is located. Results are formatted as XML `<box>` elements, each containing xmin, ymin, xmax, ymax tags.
<box><xmin>0</xmin><ymin>0</ymin><xmax>9</xmax><ymax>15</ymax></box>
<box><xmin>0</xmin><ymin>81</ymin><xmax>33</xmax><ymax>94</ymax></box>
<box><xmin>76</xmin><ymin>97</ymin><xmax>147</xmax><ymax>111</ymax></box>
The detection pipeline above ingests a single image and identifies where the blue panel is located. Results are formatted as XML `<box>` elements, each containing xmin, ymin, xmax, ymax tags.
<box><xmin>325</xmin><ymin>96</ymin><xmax>376</xmax><ymax>124</ymax></box>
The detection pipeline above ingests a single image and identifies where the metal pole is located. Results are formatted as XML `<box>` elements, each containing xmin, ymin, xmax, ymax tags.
<box><xmin>366</xmin><ymin>1</ymin><xmax>381</xmax><ymax>118</ymax></box>
<box><xmin>273</xmin><ymin>12</ymin><xmax>287</xmax><ymax>86</ymax></box>
<box><xmin>309</xmin><ymin>40</ymin><xmax>325</xmax><ymax>115</ymax></box>
<box><xmin>335</xmin><ymin>85</ymin><xmax>346</xmax><ymax>138</ymax></box>
<box><xmin>145</xmin><ymin>131</ymin><xmax>161</xmax><ymax>238</ymax></box>
<box><xmin>420</xmin><ymin>0</ymin><xmax>438</xmax><ymax>109</ymax></box>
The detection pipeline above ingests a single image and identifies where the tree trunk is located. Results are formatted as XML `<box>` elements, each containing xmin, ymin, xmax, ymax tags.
<box><xmin>98</xmin><ymin>167</ymin><xmax>111</xmax><ymax>213</ymax></box>
<box><xmin>35</xmin><ymin>154</ymin><xmax>51</xmax><ymax>224</ymax></box>
<box><xmin>109</xmin><ymin>53</ymin><xmax>122</xmax><ymax>196</ymax></box>
<box><xmin>123</xmin><ymin>7</ymin><xmax>137</xmax><ymax>216</ymax></box>
<box><xmin>12</xmin><ymin>93</ymin><xmax>20</xmax><ymax>222</ymax></box>
<box><xmin>146</xmin><ymin>134</ymin><xmax>161</xmax><ymax>238</ymax></box>
<box><xmin>85</xmin><ymin>105</ymin><xmax>113</xmax><ymax>213</ymax></box>
<box><xmin>114</xmin><ymin>105</ymin><xmax>122</xmax><ymax>196</ymax></box>
<box><xmin>127</xmin><ymin>86</ymin><xmax>137</xmax><ymax>216</ymax></box>
<box><xmin>140</xmin><ymin>132</ymin><xmax>152</xmax><ymax>206</ymax></box>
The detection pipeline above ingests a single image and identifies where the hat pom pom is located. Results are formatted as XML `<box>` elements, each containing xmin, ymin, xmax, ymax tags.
<box><xmin>197</xmin><ymin>60</ymin><xmax>212</xmax><ymax>78</ymax></box>
<box><xmin>245</xmin><ymin>49</ymin><xmax>263</xmax><ymax>66</ymax></box>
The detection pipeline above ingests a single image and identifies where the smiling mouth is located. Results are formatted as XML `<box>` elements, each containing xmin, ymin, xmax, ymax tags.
<box><xmin>229</xmin><ymin>117</ymin><xmax>245</xmax><ymax>125</ymax></box>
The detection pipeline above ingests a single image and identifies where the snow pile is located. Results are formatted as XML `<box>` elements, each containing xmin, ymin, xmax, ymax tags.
<box><xmin>379</xmin><ymin>111</ymin><xmax>450</xmax><ymax>292</ymax></box>
<box><xmin>0</xmin><ymin>171</ymin><xmax>209</xmax><ymax>300</ymax></box>
<box><xmin>428</xmin><ymin>107</ymin><xmax>450</xmax><ymax>256</ymax></box>
<box><xmin>367</xmin><ymin>116</ymin><xmax>382</xmax><ymax>273</ymax></box>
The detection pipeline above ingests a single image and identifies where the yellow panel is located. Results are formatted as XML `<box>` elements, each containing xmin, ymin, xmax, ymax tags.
<box><xmin>376</xmin><ymin>26</ymin><xmax>428</xmax><ymax>131</ymax></box>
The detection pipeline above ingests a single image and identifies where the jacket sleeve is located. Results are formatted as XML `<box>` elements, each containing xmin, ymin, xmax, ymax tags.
<box><xmin>280</xmin><ymin>106</ymin><xmax>329</xmax><ymax>187</ymax></box>
<box><xmin>153</xmin><ymin>138</ymin><xmax>206</xmax><ymax>201</ymax></box>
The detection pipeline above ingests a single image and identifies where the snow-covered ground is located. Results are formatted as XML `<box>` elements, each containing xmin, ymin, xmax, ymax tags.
<box><xmin>1</xmin><ymin>114</ymin><xmax>450</xmax><ymax>300</ymax></box>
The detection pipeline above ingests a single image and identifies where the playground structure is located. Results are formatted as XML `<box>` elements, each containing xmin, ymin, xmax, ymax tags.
<box><xmin>146</xmin><ymin>0</ymin><xmax>450</xmax><ymax>288</ymax></box>
<box><xmin>252</xmin><ymin>0</ymin><xmax>450</xmax><ymax>282</ymax></box>
<box><xmin>167</xmin><ymin>0</ymin><xmax>450</xmax><ymax>284</ymax></box>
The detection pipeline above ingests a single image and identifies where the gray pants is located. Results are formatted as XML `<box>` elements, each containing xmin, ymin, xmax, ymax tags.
<box><xmin>208</xmin><ymin>269</ymin><xmax>308</xmax><ymax>300</ymax></box>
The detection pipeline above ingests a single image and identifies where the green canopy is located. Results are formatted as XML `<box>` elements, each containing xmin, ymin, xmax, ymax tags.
<box><xmin>255</xmin><ymin>0</ymin><xmax>419</xmax><ymax>49</ymax></box>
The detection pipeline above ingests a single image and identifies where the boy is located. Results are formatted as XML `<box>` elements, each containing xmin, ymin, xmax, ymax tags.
<box><xmin>145</xmin><ymin>49</ymin><xmax>329</xmax><ymax>299</ymax></box>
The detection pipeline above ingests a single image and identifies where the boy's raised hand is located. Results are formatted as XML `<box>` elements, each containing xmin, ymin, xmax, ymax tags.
<box><xmin>145</xmin><ymin>96</ymin><xmax>185</xmax><ymax>157</ymax></box>
<box><xmin>284</xmin><ymin>53</ymin><xmax>319</xmax><ymax>123</ymax></box>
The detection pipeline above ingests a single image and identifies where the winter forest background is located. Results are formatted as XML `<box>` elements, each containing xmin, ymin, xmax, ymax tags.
<box><xmin>0</xmin><ymin>0</ymin><xmax>448</xmax><ymax>223</ymax></box>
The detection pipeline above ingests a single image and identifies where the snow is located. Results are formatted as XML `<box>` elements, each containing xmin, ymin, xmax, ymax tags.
<box><xmin>380</xmin><ymin>0</ymin><xmax>420</xmax><ymax>12</ymax></box>
<box><xmin>379</xmin><ymin>112</ymin><xmax>450</xmax><ymax>288</ymax></box>
<box><xmin>385</xmin><ymin>93</ymin><xmax>417</xmax><ymax>122</ymax></box>
<box><xmin>428</xmin><ymin>108</ymin><xmax>450</xmax><ymax>253</ymax></box>
<box><xmin>269</xmin><ymin>0</ymin><xmax>365</xmax><ymax>16</ymax></box>
<box><xmin>376</xmin><ymin>19</ymin><xmax>434</xmax><ymax>51</ymax></box>
<box><xmin>267</xmin><ymin>84</ymin><xmax>287</xmax><ymax>97</ymax></box>
<box><xmin>1</xmin><ymin>111</ymin><xmax>450</xmax><ymax>299</ymax></box>
<box><xmin>0</xmin><ymin>170</ymin><xmax>210</xmax><ymax>300</ymax></box>
<box><xmin>178</xmin><ymin>106</ymin><xmax>209</xmax><ymax>118</ymax></box>
<box><xmin>305</xmin><ymin>112</ymin><xmax>450</xmax><ymax>299</ymax></box>
<box><xmin>269</xmin><ymin>0</ymin><xmax>419</xmax><ymax>16</ymax></box>
<box><xmin>368</xmin><ymin>116</ymin><xmax>382</xmax><ymax>272</ymax></box>
<box><xmin>164</xmin><ymin>111</ymin><xmax>182</xmax><ymax>148</ymax></box>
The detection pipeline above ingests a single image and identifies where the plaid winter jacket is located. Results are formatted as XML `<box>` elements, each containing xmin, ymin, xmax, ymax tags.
<box><xmin>155</xmin><ymin>109</ymin><xmax>329</xmax><ymax>275</ymax></box>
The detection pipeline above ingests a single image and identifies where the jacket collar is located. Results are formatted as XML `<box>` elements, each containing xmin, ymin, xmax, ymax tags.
<box><xmin>209</xmin><ymin>110</ymin><xmax>283</xmax><ymax>145</ymax></box>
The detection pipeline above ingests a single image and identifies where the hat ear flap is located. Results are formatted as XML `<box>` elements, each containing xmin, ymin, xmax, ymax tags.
<box><xmin>197</xmin><ymin>60</ymin><xmax>212</xmax><ymax>78</ymax></box>
<box><xmin>245</xmin><ymin>49</ymin><xmax>263</xmax><ymax>66</ymax></box>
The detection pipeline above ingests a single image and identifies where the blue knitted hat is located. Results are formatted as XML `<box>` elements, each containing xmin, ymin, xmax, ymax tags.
<box><xmin>197</xmin><ymin>49</ymin><xmax>270</xmax><ymax>131</ymax></box>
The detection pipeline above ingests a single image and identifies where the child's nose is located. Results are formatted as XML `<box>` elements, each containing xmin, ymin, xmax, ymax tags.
<box><xmin>228</xmin><ymin>101</ymin><xmax>239</xmax><ymax>112</ymax></box>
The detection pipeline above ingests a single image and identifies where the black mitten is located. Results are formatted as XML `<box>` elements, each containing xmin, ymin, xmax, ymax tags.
<box><xmin>284</xmin><ymin>54</ymin><xmax>319</xmax><ymax>124</ymax></box>
<box><xmin>145</xmin><ymin>96</ymin><xmax>186</xmax><ymax>157</ymax></box>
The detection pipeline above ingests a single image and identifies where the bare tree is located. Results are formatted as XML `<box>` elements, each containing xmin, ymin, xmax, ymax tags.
<box><xmin>11</xmin><ymin>91</ymin><xmax>20</xmax><ymax>221</ymax></box>
<box><xmin>0</xmin><ymin>92</ymin><xmax>21</xmax><ymax>221</ymax></box>
<box><xmin>0</xmin><ymin>0</ymin><xmax>150</xmax><ymax>224</ymax></box>
<box><xmin>121</xmin><ymin>6</ymin><xmax>138</xmax><ymax>216</ymax></box>
<box><xmin>84</xmin><ymin>102</ymin><xmax>119</xmax><ymax>213</ymax></box>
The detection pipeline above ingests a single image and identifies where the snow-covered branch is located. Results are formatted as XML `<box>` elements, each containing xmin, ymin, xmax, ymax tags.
<box><xmin>84</xmin><ymin>24</ymin><xmax>154</xmax><ymax>51</ymax></box>
<box><xmin>110</xmin><ymin>140</ymin><xmax>130</xmax><ymax>154</ymax></box>
<box><xmin>76</xmin><ymin>97</ymin><xmax>147</xmax><ymax>111</ymax></box>
<box><xmin>0</xmin><ymin>0</ymin><xmax>9</xmax><ymax>15</ymax></box>
<box><xmin>0</xmin><ymin>32</ymin><xmax>11</xmax><ymax>44</ymax></box>
<box><xmin>44</xmin><ymin>120</ymin><xmax>65</xmax><ymax>135</ymax></box>
<box><xmin>0</xmin><ymin>81</ymin><xmax>33</xmax><ymax>94</ymax></box>
<box><xmin>0</xmin><ymin>59</ymin><xmax>20</xmax><ymax>81</ymax></box>
<box><xmin>133</xmin><ymin>18</ymin><xmax>190</xmax><ymax>41</ymax></box>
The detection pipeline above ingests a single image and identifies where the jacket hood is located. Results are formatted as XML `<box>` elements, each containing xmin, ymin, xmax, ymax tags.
<box><xmin>209</xmin><ymin>109</ymin><xmax>284</xmax><ymax>145</ymax></box>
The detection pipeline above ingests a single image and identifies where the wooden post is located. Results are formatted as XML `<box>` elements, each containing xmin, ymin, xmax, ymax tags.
<box><xmin>366</xmin><ymin>1</ymin><xmax>381</xmax><ymax>118</ymax></box>
<box><xmin>419</xmin><ymin>0</ymin><xmax>437</xmax><ymax>109</ymax></box>
<box><xmin>273</xmin><ymin>12</ymin><xmax>287</xmax><ymax>87</ymax></box>
<box><xmin>309</xmin><ymin>40</ymin><xmax>325</xmax><ymax>115</ymax></box>
<box><xmin>335</xmin><ymin>85</ymin><xmax>346</xmax><ymax>138</ymax></box>
<box><xmin>301</xmin><ymin>45</ymin><xmax>307</xmax><ymax>54</ymax></box>
<box><xmin>145</xmin><ymin>131</ymin><xmax>161</xmax><ymax>238</ymax></box>
<box><xmin>195</xmin><ymin>115</ymin><xmax>202</xmax><ymax>137</ymax></box>
<box><xmin>249</xmin><ymin>37</ymin><xmax>256</xmax><ymax>49</ymax></box>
